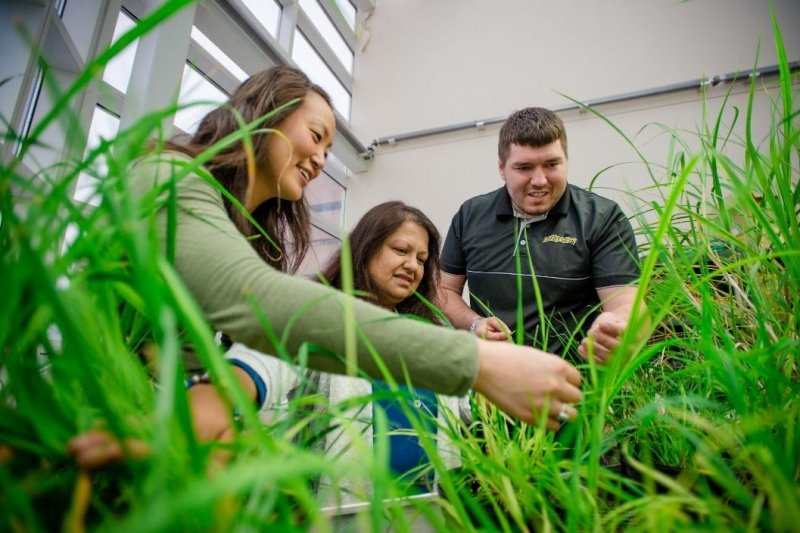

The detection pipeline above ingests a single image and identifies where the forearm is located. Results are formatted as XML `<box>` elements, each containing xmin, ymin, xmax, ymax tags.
<box><xmin>133</xmin><ymin>161</ymin><xmax>480</xmax><ymax>397</ymax></box>
<box><xmin>231</xmin><ymin>365</ymin><xmax>257</xmax><ymax>400</ymax></box>
<box><xmin>437</xmin><ymin>287</ymin><xmax>481</xmax><ymax>330</ymax></box>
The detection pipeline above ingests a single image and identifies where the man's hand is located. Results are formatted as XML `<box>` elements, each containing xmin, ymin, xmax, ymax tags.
<box><xmin>473</xmin><ymin>316</ymin><xmax>513</xmax><ymax>341</ymax></box>
<box><xmin>472</xmin><ymin>339</ymin><xmax>583</xmax><ymax>430</ymax></box>
<box><xmin>578</xmin><ymin>311</ymin><xmax>627</xmax><ymax>363</ymax></box>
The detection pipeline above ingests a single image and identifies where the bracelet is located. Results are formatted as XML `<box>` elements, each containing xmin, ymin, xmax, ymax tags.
<box><xmin>186</xmin><ymin>372</ymin><xmax>211</xmax><ymax>388</ymax></box>
<box><xmin>468</xmin><ymin>316</ymin><xmax>484</xmax><ymax>335</ymax></box>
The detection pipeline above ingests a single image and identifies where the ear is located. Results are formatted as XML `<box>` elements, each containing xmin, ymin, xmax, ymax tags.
<box><xmin>498</xmin><ymin>159</ymin><xmax>506</xmax><ymax>181</ymax></box>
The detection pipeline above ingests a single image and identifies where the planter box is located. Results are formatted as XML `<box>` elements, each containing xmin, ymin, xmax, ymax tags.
<box><xmin>318</xmin><ymin>492</ymin><xmax>442</xmax><ymax>532</ymax></box>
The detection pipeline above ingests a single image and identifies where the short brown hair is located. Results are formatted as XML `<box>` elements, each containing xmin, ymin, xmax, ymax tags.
<box><xmin>498</xmin><ymin>107</ymin><xmax>567</xmax><ymax>164</ymax></box>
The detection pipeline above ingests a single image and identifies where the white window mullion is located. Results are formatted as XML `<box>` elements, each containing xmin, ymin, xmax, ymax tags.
<box><xmin>296</xmin><ymin>9</ymin><xmax>352</xmax><ymax>87</ymax></box>
<box><xmin>119</xmin><ymin>0</ymin><xmax>197</xmax><ymax>133</ymax></box>
<box><xmin>317</xmin><ymin>0</ymin><xmax>355</xmax><ymax>52</ymax></box>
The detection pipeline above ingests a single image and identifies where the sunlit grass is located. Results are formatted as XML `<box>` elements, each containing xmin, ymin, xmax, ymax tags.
<box><xmin>1</xmin><ymin>1</ymin><xmax>798</xmax><ymax>531</ymax></box>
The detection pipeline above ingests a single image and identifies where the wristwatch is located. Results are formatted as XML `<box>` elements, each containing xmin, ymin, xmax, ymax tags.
<box><xmin>468</xmin><ymin>316</ymin><xmax>483</xmax><ymax>335</ymax></box>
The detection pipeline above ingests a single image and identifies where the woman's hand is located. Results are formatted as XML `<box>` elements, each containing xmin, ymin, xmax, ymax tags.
<box><xmin>471</xmin><ymin>339</ymin><xmax>582</xmax><ymax>430</ymax></box>
<box><xmin>68</xmin><ymin>366</ymin><xmax>258</xmax><ymax>469</ymax></box>
<box><xmin>67</xmin><ymin>430</ymin><xmax>150</xmax><ymax>470</ymax></box>
<box><xmin>188</xmin><ymin>365</ymin><xmax>257</xmax><ymax>442</ymax></box>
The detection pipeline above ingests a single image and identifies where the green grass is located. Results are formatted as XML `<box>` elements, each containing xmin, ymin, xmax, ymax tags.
<box><xmin>1</xmin><ymin>1</ymin><xmax>798</xmax><ymax>531</ymax></box>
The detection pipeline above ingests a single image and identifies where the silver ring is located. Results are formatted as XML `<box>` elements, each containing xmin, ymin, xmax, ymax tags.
<box><xmin>557</xmin><ymin>404</ymin><xmax>570</xmax><ymax>424</ymax></box>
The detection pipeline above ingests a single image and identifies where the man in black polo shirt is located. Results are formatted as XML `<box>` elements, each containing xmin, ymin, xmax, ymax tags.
<box><xmin>438</xmin><ymin>107</ymin><xmax>642</xmax><ymax>362</ymax></box>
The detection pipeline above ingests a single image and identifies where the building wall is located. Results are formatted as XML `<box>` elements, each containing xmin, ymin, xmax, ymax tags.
<box><xmin>346</xmin><ymin>0</ymin><xmax>800</xmax><ymax>236</ymax></box>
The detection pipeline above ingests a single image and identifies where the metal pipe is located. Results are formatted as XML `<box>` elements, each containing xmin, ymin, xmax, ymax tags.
<box><xmin>363</xmin><ymin>61</ymin><xmax>799</xmax><ymax>159</ymax></box>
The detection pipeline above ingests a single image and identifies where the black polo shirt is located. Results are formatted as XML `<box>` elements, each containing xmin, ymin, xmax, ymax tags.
<box><xmin>441</xmin><ymin>184</ymin><xmax>639</xmax><ymax>356</ymax></box>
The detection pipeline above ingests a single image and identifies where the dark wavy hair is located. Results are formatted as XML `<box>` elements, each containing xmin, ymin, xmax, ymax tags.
<box><xmin>498</xmin><ymin>107</ymin><xmax>568</xmax><ymax>164</ymax></box>
<box><xmin>163</xmin><ymin>66</ymin><xmax>332</xmax><ymax>273</ymax></box>
<box><xmin>319</xmin><ymin>201</ymin><xmax>441</xmax><ymax>322</ymax></box>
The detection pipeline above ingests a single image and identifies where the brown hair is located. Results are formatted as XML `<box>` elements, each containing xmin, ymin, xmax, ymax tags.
<box><xmin>319</xmin><ymin>201</ymin><xmax>441</xmax><ymax>322</ymax></box>
<box><xmin>164</xmin><ymin>66</ymin><xmax>332</xmax><ymax>273</ymax></box>
<box><xmin>498</xmin><ymin>107</ymin><xmax>568</xmax><ymax>164</ymax></box>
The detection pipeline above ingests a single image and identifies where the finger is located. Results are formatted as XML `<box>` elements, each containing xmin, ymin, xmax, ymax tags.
<box><xmin>484</xmin><ymin>331</ymin><xmax>510</xmax><ymax>342</ymax></box>
<box><xmin>544</xmin><ymin>418</ymin><xmax>561</xmax><ymax>431</ymax></box>
<box><xmin>593</xmin><ymin>329</ymin><xmax>621</xmax><ymax>348</ymax></box>
<box><xmin>75</xmin><ymin>440</ymin><xmax>123</xmax><ymax>470</ymax></box>
<box><xmin>579</xmin><ymin>337</ymin><xmax>608</xmax><ymax>363</ymax></box>
<box><xmin>485</xmin><ymin>317</ymin><xmax>511</xmax><ymax>335</ymax></box>
<box><xmin>559</xmin><ymin>381</ymin><xmax>583</xmax><ymax>404</ymax></box>
<box><xmin>68</xmin><ymin>429</ymin><xmax>112</xmax><ymax>449</ymax></box>
<box><xmin>598</xmin><ymin>324</ymin><xmax>624</xmax><ymax>339</ymax></box>
<box><xmin>562</xmin><ymin>361</ymin><xmax>583</xmax><ymax>387</ymax></box>
<box><xmin>547</xmin><ymin>401</ymin><xmax>578</xmax><ymax>423</ymax></box>
<box><xmin>120</xmin><ymin>438</ymin><xmax>151</xmax><ymax>460</ymax></box>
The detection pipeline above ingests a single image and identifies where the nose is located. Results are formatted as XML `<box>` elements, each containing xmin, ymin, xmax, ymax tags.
<box><xmin>403</xmin><ymin>256</ymin><xmax>423</xmax><ymax>272</ymax></box>
<box><xmin>530</xmin><ymin>166</ymin><xmax>547</xmax><ymax>186</ymax></box>
<box><xmin>310</xmin><ymin>148</ymin><xmax>326</xmax><ymax>173</ymax></box>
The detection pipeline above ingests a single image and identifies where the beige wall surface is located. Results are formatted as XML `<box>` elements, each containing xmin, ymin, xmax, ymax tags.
<box><xmin>345</xmin><ymin>0</ymin><xmax>800</xmax><ymax>239</ymax></box>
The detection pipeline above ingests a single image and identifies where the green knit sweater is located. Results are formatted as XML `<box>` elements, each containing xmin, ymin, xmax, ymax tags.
<box><xmin>128</xmin><ymin>151</ymin><xmax>478</xmax><ymax>396</ymax></box>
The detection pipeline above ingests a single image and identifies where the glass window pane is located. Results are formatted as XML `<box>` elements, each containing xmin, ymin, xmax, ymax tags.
<box><xmin>299</xmin><ymin>0</ymin><xmax>353</xmax><ymax>73</ymax></box>
<box><xmin>103</xmin><ymin>10</ymin><xmax>138</xmax><ymax>94</ymax></box>
<box><xmin>174</xmin><ymin>64</ymin><xmax>228</xmax><ymax>134</ymax></box>
<box><xmin>306</xmin><ymin>171</ymin><xmax>344</xmax><ymax>228</ymax></box>
<box><xmin>336</xmin><ymin>0</ymin><xmax>356</xmax><ymax>31</ymax></box>
<box><xmin>297</xmin><ymin>225</ymin><xmax>340</xmax><ymax>277</ymax></box>
<box><xmin>191</xmin><ymin>27</ymin><xmax>249</xmax><ymax>82</ymax></box>
<box><xmin>324</xmin><ymin>151</ymin><xmax>350</xmax><ymax>179</ymax></box>
<box><xmin>241</xmin><ymin>0</ymin><xmax>281</xmax><ymax>39</ymax></box>
<box><xmin>74</xmin><ymin>106</ymin><xmax>120</xmax><ymax>206</ymax></box>
<box><xmin>292</xmin><ymin>30</ymin><xmax>350</xmax><ymax>118</ymax></box>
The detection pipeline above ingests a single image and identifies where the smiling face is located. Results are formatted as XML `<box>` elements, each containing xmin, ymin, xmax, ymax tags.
<box><xmin>499</xmin><ymin>139</ymin><xmax>568</xmax><ymax>217</ymax></box>
<box><xmin>367</xmin><ymin>220</ymin><xmax>430</xmax><ymax>310</ymax></box>
<box><xmin>251</xmin><ymin>90</ymin><xmax>335</xmax><ymax>208</ymax></box>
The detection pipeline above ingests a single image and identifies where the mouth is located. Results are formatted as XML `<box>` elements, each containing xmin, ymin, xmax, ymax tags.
<box><xmin>298</xmin><ymin>166</ymin><xmax>312</xmax><ymax>184</ymax></box>
<box><xmin>528</xmin><ymin>190</ymin><xmax>548</xmax><ymax>198</ymax></box>
<box><xmin>394</xmin><ymin>274</ymin><xmax>413</xmax><ymax>286</ymax></box>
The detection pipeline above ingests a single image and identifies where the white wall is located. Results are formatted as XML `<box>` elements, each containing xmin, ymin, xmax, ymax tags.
<box><xmin>346</xmin><ymin>0</ymin><xmax>800</xmax><ymax>236</ymax></box>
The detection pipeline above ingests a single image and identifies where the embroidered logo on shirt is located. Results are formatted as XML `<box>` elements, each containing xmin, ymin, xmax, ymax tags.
<box><xmin>543</xmin><ymin>234</ymin><xmax>577</xmax><ymax>245</ymax></box>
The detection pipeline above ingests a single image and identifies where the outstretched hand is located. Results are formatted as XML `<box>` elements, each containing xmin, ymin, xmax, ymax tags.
<box><xmin>472</xmin><ymin>339</ymin><xmax>583</xmax><ymax>430</ymax></box>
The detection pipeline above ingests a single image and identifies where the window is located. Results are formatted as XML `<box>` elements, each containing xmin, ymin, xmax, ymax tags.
<box><xmin>103</xmin><ymin>10</ymin><xmax>139</xmax><ymax>95</ymax></box>
<box><xmin>5</xmin><ymin>0</ymin><xmax>361</xmax><ymax>273</ymax></box>
<box><xmin>292</xmin><ymin>30</ymin><xmax>350</xmax><ymax>118</ymax></box>
<box><xmin>191</xmin><ymin>27</ymin><xmax>248</xmax><ymax>82</ymax></box>
<box><xmin>297</xmin><ymin>225</ymin><xmax>340</xmax><ymax>277</ymax></box>
<box><xmin>306</xmin><ymin>171</ymin><xmax>345</xmax><ymax>228</ymax></box>
<box><xmin>74</xmin><ymin>106</ymin><xmax>120</xmax><ymax>206</ymax></box>
<box><xmin>335</xmin><ymin>0</ymin><xmax>356</xmax><ymax>31</ymax></box>
<box><xmin>174</xmin><ymin>63</ymin><xmax>228</xmax><ymax>134</ymax></box>
<box><xmin>240</xmin><ymin>0</ymin><xmax>281</xmax><ymax>39</ymax></box>
<box><xmin>299</xmin><ymin>0</ymin><xmax>353</xmax><ymax>73</ymax></box>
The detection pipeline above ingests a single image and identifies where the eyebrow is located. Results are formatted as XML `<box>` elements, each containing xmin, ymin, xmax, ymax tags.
<box><xmin>513</xmin><ymin>156</ymin><xmax>562</xmax><ymax>166</ymax></box>
<box><xmin>311</xmin><ymin>119</ymin><xmax>331</xmax><ymax>138</ymax></box>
